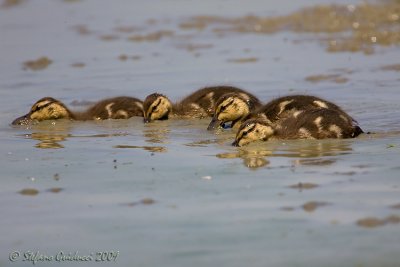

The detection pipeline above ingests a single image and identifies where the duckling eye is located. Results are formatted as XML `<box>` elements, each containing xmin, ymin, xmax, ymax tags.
<box><xmin>219</xmin><ymin>105</ymin><xmax>227</xmax><ymax>112</ymax></box>
<box><xmin>242</xmin><ymin>130</ymin><xmax>249</xmax><ymax>136</ymax></box>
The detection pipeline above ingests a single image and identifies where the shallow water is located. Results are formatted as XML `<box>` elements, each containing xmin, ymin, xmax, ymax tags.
<box><xmin>1</xmin><ymin>0</ymin><xmax>400</xmax><ymax>266</ymax></box>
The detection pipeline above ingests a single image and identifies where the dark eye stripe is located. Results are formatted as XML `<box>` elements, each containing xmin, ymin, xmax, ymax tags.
<box><xmin>32</xmin><ymin>102</ymin><xmax>53</xmax><ymax>113</ymax></box>
<box><xmin>218</xmin><ymin>98</ymin><xmax>234</xmax><ymax>113</ymax></box>
<box><xmin>148</xmin><ymin>99</ymin><xmax>162</xmax><ymax>115</ymax></box>
<box><xmin>237</xmin><ymin>124</ymin><xmax>255</xmax><ymax>142</ymax></box>
<box><xmin>243</xmin><ymin>124</ymin><xmax>256</xmax><ymax>136</ymax></box>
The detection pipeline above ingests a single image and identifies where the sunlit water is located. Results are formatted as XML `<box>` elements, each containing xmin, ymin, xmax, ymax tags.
<box><xmin>1</xmin><ymin>1</ymin><xmax>400</xmax><ymax>267</ymax></box>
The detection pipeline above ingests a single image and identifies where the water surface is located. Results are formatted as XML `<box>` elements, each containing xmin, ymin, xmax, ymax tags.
<box><xmin>1</xmin><ymin>0</ymin><xmax>400</xmax><ymax>266</ymax></box>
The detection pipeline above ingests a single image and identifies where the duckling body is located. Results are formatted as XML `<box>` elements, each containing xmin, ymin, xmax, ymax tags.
<box><xmin>233</xmin><ymin>108</ymin><xmax>363</xmax><ymax>146</ymax></box>
<box><xmin>247</xmin><ymin>95</ymin><xmax>355</xmax><ymax>124</ymax></box>
<box><xmin>143</xmin><ymin>85</ymin><xmax>260</xmax><ymax>122</ymax></box>
<box><xmin>12</xmin><ymin>96</ymin><xmax>143</xmax><ymax>125</ymax></box>
<box><xmin>82</xmin><ymin>96</ymin><xmax>143</xmax><ymax>120</ymax></box>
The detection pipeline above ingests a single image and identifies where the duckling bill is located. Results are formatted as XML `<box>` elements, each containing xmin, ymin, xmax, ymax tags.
<box><xmin>233</xmin><ymin>108</ymin><xmax>363</xmax><ymax>147</ymax></box>
<box><xmin>12</xmin><ymin>96</ymin><xmax>144</xmax><ymax>125</ymax></box>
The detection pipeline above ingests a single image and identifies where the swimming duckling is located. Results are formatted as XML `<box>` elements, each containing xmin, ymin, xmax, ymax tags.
<box><xmin>232</xmin><ymin>108</ymin><xmax>363</xmax><ymax>147</ymax></box>
<box><xmin>207</xmin><ymin>92</ymin><xmax>262</xmax><ymax>130</ymax></box>
<box><xmin>208</xmin><ymin>94</ymin><xmax>350</xmax><ymax>131</ymax></box>
<box><xmin>143</xmin><ymin>85</ymin><xmax>260</xmax><ymax>122</ymax></box>
<box><xmin>248</xmin><ymin>94</ymin><xmax>356</xmax><ymax>124</ymax></box>
<box><xmin>12</xmin><ymin>96</ymin><xmax>143</xmax><ymax>125</ymax></box>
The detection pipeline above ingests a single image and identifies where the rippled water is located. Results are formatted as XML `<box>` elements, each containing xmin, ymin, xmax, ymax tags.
<box><xmin>1</xmin><ymin>1</ymin><xmax>400</xmax><ymax>266</ymax></box>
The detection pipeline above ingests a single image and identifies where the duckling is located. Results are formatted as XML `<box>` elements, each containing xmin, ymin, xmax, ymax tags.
<box><xmin>207</xmin><ymin>94</ymin><xmax>349</xmax><ymax>131</ymax></box>
<box><xmin>143</xmin><ymin>85</ymin><xmax>260</xmax><ymax>122</ymax></box>
<box><xmin>207</xmin><ymin>92</ymin><xmax>262</xmax><ymax>130</ymax></box>
<box><xmin>232</xmin><ymin>108</ymin><xmax>363</xmax><ymax>147</ymax></box>
<box><xmin>12</xmin><ymin>96</ymin><xmax>143</xmax><ymax>125</ymax></box>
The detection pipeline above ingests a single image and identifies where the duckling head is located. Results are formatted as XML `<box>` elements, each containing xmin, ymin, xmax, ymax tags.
<box><xmin>143</xmin><ymin>93</ymin><xmax>172</xmax><ymax>123</ymax></box>
<box><xmin>12</xmin><ymin>97</ymin><xmax>72</xmax><ymax>125</ymax></box>
<box><xmin>232</xmin><ymin>119</ymin><xmax>275</xmax><ymax>147</ymax></box>
<box><xmin>207</xmin><ymin>93</ymin><xmax>251</xmax><ymax>130</ymax></box>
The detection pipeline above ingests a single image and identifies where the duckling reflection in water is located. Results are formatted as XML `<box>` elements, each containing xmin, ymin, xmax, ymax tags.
<box><xmin>12</xmin><ymin>96</ymin><xmax>144</xmax><ymax>125</ymax></box>
<box><xmin>143</xmin><ymin>85</ymin><xmax>261</xmax><ymax>123</ymax></box>
<box><xmin>208</xmin><ymin>94</ymin><xmax>356</xmax><ymax>131</ymax></box>
<box><xmin>233</xmin><ymin>108</ymin><xmax>363</xmax><ymax>147</ymax></box>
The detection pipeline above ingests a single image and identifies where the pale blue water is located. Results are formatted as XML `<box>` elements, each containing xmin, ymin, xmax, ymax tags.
<box><xmin>1</xmin><ymin>1</ymin><xmax>400</xmax><ymax>266</ymax></box>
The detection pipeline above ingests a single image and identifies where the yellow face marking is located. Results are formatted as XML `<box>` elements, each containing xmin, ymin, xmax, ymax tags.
<box><xmin>235</xmin><ymin>122</ymin><xmax>274</xmax><ymax>146</ymax></box>
<box><xmin>148</xmin><ymin>96</ymin><xmax>172</xmax><ymax>120</ymax></box>
<box><xmin>238</xmin><ymin>93</ymin><xmax>251</xmax><ymax>100</ymax></box>
<box><xmin>30</xmin><ymin>102</ymin><xmax>70</xmax><ymax>121</ymax></box>
<box><xmin>313</xmin><ymin>100</ymin><xmax>328</xmax><ymax>108</ymax></box>
<box><xmin>31</xmin><ymin>100</ymin><xmax>52</xmax><ymax>112</ymax></box>
<box><xmin>217</xmin><ymin>97</ymin><xmax>249</xmax><ymax>122</ymax></box>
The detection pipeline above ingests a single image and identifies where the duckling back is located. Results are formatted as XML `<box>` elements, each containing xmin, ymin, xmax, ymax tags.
<box><xmin>276</xmin><ymin>108</ymin><xmax>363</xmax><ymax>139</ymax></box>
<box><xmin>248</xmin><ymin>95</ymin><xmax>355</xmax><ymax>124</ymax></box>
<box><xmin>82</xmin><ymin>96</ymin><xmax>143</xmax><ymax>120</ymax></box>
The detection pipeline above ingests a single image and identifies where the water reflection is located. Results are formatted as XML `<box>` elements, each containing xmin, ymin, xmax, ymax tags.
<box><xmin>217</xmin><ymin>140</ymin><xmax>353</xmax><ymax>169</ymax></box>
<box><xmin>217</xmin><ymin>148</ymin><xmax>272</xmax><ymax>169</ymax></box>
<box><xmin>185</xmin><ymin>139</ymin><xmax>219</xmax><ymax>147</ymax></box>
<box><xmin>113</xmin><ymin>145</ymin><xmax>166</xmax><ymax>153</ymax></box>
<box><xmin>276</xmin><ymin>140</ymin><xmax>353</xmax><ymax>158</ymax></box>
<box><xmin>30</xmin><ymin>132</ymin><xmax>69</xmax><ymax>149</ymax></box>
<box><xmin>143</xmin><ymin>128</ymin><xmax>170</xmax><ymax>144</ymax></box>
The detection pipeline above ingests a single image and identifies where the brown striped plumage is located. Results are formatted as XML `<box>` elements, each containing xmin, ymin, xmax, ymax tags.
<box><xmin>12</xmin><ymin>96</ymin><xmax>144</xmax><ymax>125</ymax></box>
<box><xmin>143</xmin><ymin>85</ymin><xmax>260</xmax><ymax>123</ymax></box>
<box><xmin>245</xmin><ymin>95</ymin><xmax>356</xmax><ymax>124</ymax></box>
<box><xmin>233</xmin><ymin>108</ymin><xmax>363</xmax><ymax>147</ymax></box>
